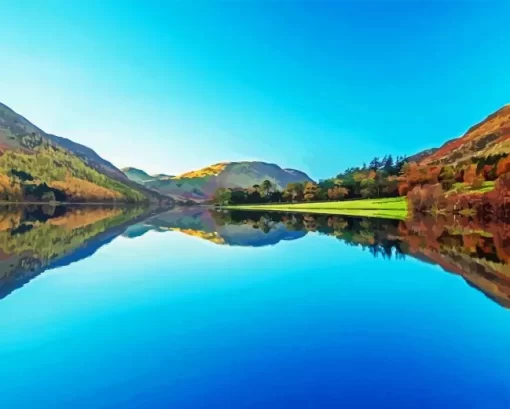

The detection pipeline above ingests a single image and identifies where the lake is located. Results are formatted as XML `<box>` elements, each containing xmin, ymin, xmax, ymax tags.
<box><xmin>1</xmin><ymin>205</ymin><xmax>509</xmax><ymax>408</ymax></box>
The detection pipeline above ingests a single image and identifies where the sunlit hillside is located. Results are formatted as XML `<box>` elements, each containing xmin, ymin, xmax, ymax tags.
<box><xmin>422</xmin><ymin>105</ymin><xmax>510</xmax><ymax>165</ymax></box>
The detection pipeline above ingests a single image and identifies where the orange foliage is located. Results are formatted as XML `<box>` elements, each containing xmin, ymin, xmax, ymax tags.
<box><xmin>422</xmin><ymin>105</ymin><xmax>510</xmax><ymax>165</ymax></box>
<box><xmin>0</xmin><ymin>208</ymin><xmax>22</xmax><ymax>231</ymax></box>
<box><xmin>402</xmin><ymin>162</ymin><xmax>440</xmax><ymax>187</ymax></box>
<box><xmin>398</xmin><ymin>181</ymin><xmax>409</xmax><ymax>196</ymax></box>
<box><xmin>303</xmin><ymin>182</ymin><xmax>318</xmax><ymax>201</ymax></box>
<box><xmin>482</xmin><ymin>165</ymin><xmax>495</xmax><ymax>180</ymax></box>
<box><xmin>327</xmin><ymin>186</ymin><xmax>348</xmax><ymax>200</ymax></box>
<box><xmin>48</xmin><ymin>207</ymin><xmax>124</xmax><ymax>230</ymax></box>
<box><xmin>50</xmin><ymin>177</ymin><xmax>123</xmax><ymax>202</ymax></box>
<box><xmin>496</xmin><ymin>156</ymin><xmax>510</xmax><ymax>177</ymax></box>
<box><xmin>176</xmin><ymin>162</ymin><xmax>228</xmax><ymax>179</ymax></box>
<box><xmin>463</xmin><ymin>165</ymin><xmax>478</xmax><ymax>184</ymax></box>
<box><xmin>0</xmin><ymin>174</ymin><xmax>22</xmax><ymax>201</ymax></box>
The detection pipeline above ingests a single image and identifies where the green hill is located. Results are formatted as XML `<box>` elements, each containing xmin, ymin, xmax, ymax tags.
<box><xmin>126</xmin><ymin>161</ymin><xmax>313</xmax><ymax>202</ymax></box>
<box><xmin>0</xmin><ymin>102</ymin><xmax>171</xmax><ymax>204</ymax></box>
<box><xmin>122</xmin><ymin>167</ymin><xmax>156</xmax><ymax>183</ymax></box>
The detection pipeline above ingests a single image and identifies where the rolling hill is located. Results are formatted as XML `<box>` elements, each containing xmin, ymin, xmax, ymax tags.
<box><xmin>0</xmin><ymin>102</ymin><xmax>171</xmax><ymax>204</ymax></box>
<box><xmin>419</xmin><ymin>104</ymin><xmax>510</xmax><ymax>165</ymax></box>
<box><xmin>122</xmin><ymin>167</ymin><xmax>156</xmax><ymax>184</ymax></box>
<box><xmin>152</xmin><ymin>173</ymin><xmax>174</xmax><ymax>179</ymax></box>
<box><xmin>127</xmin><ymin>161</ymin><xmax>314</xmax><ymax>202</ymax></box>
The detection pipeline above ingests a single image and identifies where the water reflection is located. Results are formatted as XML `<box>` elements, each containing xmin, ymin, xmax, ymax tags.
<box><xmin>0</xmin><ymin>204</ymin><xmax>161</xmax><ymax>300</ymax></box>
<box><xmin>136</xmin><ymin>208</ymin><xmax>510</xmax><ymax>309</ymax></box>
<box><xmin>1</xmin><ymin>205</ymin><xmax>509</xmax><ymax>310</ymax></box>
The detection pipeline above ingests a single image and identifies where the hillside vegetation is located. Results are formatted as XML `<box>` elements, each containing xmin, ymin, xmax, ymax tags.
<box><xmin>134</xmin><ymin>161</ymin><xmax>314</xmax><ymax>202</ymax></box>
<box><xmin>175</xmin><ymin>162</ymin><xmax>229</xmax><ymax>179</ymax></box>
<box><xmin>122</xmin><ymin>167</ymin><xmax>156</xmax><ymax>183</ymax></box>
<box><xmin>0</xmin><ymin>102</ymin><xmax>164</xmax><ymax>203</ymax></box>
<box><xmin>211</xmin><ymin>104</ymin><xmax>510</xmax><ymax>218</ymax></box>
<box><xmin>0</xmin><ymin>146</ymin><xmax>145</xmax><ymax>202</ymax></box>
<box><xmin>422</xmin><ymin>105</ymin><xmax>510</xmax><ymax>165</ymax></box>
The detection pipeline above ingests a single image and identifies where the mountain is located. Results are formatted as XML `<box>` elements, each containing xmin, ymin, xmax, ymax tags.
<box><xmin>418</xmin><ymin>105</ymin><xmax>510</xmax><ymax>165</ymax></box>
<box><xmin>406</xmin><ymin>148</ymin><xmax>439</xmax><ymax>164</ymax></box>
<box><xmin>122</xmin><ymin>168</ymin><xmax>177</xmax><ymax>184</ymax></box>
<box><xmin>0</xmin><ymin>102</ymin><xmax>171</xmax><ymax>204</ymax></box>
<box><xmin>152</xmin><ymin>173</ymin><xmax>174</xmax><ymax>179</ymax></box>
<box><xmin>136</xmin><ymin>161</ymin><xmax>313</xmax><ymax>202</ymax></box>
<box><xmin>122</xmin><ymin>167</ymin><xmax>156</xmax><ymax>183</ymax></box>
<box><xmin>0</xmin><ymin>103</ymin><xmax>126</xmax><ymax>180</ymax></box>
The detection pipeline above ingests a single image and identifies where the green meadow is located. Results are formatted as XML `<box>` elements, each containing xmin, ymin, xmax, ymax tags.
<box><xmin>223</xmin><ymin>197</ymin><xmax>408</xmax><ymax>220</ymax></box>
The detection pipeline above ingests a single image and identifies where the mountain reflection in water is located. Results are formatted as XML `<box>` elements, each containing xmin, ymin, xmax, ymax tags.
<box><xmin>0</xmin><ymin>204</ymin><xmax>160</xmax><ymax>300</ymax></box>
<box><xmin>0</xmin><ymin>205</ymin><xmax>509</xmax><ymax>309</ymax></box>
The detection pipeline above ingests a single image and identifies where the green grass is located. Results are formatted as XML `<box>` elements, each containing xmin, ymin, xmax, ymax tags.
<box><xmin>223</xmin><ymin>197</ymin><xmax>408</xmax><ymax>220</ymax></box>
<box><xmin>451</xmin><ymin>181</ymin><xmax>495</xmax><ymax>195</ymax></box>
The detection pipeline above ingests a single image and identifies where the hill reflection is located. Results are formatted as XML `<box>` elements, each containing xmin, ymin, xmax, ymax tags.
<box><xmin>127</xmin><ymin>207</ymin><xmax>307</xmax><ymax>246</ymax></box>
<box><xmin>1</xmin><ymin>205</ymin><xmax>509</xmax><ymax>309</ymax></box>
<box><xmin>136</xmin><ymin>208</ymin><xmax>510</xmax><ymax>309</ymax></box>
<box><xmin>0</xmin><ymin>205</ymin><xmax>162</xmax><ymax>300</ymax></box>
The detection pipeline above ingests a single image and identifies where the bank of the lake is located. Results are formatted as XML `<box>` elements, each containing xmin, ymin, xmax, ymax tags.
<box><xmin>222</xmin><ymin>197</ymin><xmax>408</xmax><ymax>220</ymax></box>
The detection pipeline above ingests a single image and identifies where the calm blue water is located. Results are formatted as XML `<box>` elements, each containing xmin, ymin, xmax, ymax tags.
<box><xmin>1</xmin><ymin>209</ymin><xmax>510</xmax><ymax>408</ymax></box>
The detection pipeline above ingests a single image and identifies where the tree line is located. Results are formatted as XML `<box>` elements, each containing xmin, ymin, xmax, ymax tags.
<box><xmin>213</xmin><ymin>154</ymin><xmax>407</xmax><ymax>205</ymax></box>
<box><xmin>213</xmin><ymin>151</ymin><xmax>510</xmax><ymax>214</ymax></box>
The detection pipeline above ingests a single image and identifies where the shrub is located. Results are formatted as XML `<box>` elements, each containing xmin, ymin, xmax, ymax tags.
<box><xmin>496</xmin><ymin>156</ymin><xmax>510</xmax><ymax>177</ymax></box>
<box><xmin>471</xmin><ymin>177</ymin><xmax>485</xmax><ymax>190</ymax></box>
<box><xmin>407</xmin><ymin>184</ymin><xmax>446</xmax><ymax>213</ymax></box>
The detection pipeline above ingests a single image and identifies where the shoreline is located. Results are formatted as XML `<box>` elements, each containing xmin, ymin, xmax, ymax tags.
<box><xmin>221</xmin><ymin>206</ymin><xmax>407</xmax><ymax>220</ymax></box>
<box><xmin>0</xmin><ymin>201</ymin><xmax>170</xmax><ymax>206</ymax></box>
<box><xmin>218</xmin><ymin>197</ymin><xmax>409</xmax><ymax>220</ymax></box>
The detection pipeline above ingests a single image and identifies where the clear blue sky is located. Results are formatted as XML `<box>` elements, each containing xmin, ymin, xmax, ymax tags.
<box><xmin>1</xmin><ymin>1</ymin><xmax>509</xmax><ymax>180</ymax></box>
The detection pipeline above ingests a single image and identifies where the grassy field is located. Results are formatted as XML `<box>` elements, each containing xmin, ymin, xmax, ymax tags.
<box><xmin>223</xmin><ymin>197</ymin><xmax>408</xmax><ymax>220</ymax></box>
<box><xmin>451</xmin><ymin>181</ymin><xmax>495</xmax><ymax>195</ymax></box>
<box><xmin>221</xmin><ymin>181</ymin><xmax>497</xmax><ymax>220</ymax></box>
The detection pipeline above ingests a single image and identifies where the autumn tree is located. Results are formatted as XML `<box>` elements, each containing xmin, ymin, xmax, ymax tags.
<box><xmin>463</xmin><ymin>164</ymin><xmax>478</xmax><ymax>185</ymax></box>
<box><xmin>482</xmin><ymin>165</ymin><xmax>496</xmax><ymax>181</ymax></box>
<box><xmin>303</xmin><ymin>182</ymin><xmax>318</xmax><ymax>201</ymax></box>
<box><xmin>382</xmin><ymin>176</ymin><xmax>399</xmax><ymax>196</ymax></box>
<box><xmin>471</xmin><ymin>177</ymin><xmax>485</xmax><ymax>190</ymax></box>
<box><xmin>496</xmin><ymin>156</ymin><xmax>510</xmax><ymax>177</ymax></box>
<box><xmin>360</xmin><ymin>178</ymin><xmax>376</xmax><ymax>198</ymax></box>
<box><xmin>261</xmin><ymin>179</ymin><xmax>272</xmax><ymax>196</ymax></box>
<box><xmin>439</xmin><ymin>165</ymin><xmax>456</xmax><ymax>191</ymax></box>
<box><xmin>407</xmin><ymin>184</ymin><xmax>446</xmax><ymax>213</ymax></box>
<box><xmin>285</xmin><ymin>182</ymin><xmax>304</xmax><ymax>202</ymax></box>
<box><xmin>401</xmin><ymin>162</ymin><xmax>439</xmax><ymax>188</ymax></box>
<box><xmin>327</xmin><ymin>186</ymin><xmax>349</xmax><ymax>200</ymax></box>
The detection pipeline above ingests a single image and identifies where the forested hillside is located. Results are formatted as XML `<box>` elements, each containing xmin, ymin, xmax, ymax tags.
<box><xmin>0</xmin><ymin>102</ymin><xmax>170</xmax><ymax>204</ymax></box>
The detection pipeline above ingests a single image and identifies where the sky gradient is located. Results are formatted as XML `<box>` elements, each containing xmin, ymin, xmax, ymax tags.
<box><xmin>1</xmin><ymin>1</ymin><xmax>510</xmax><ymax>179</ymax></box>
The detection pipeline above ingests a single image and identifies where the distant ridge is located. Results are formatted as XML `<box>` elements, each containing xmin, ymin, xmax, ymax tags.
<box><xmin>124</xmin><ymin>161</ymin><xmax>314</xmax><ymax>202</ymax></box>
